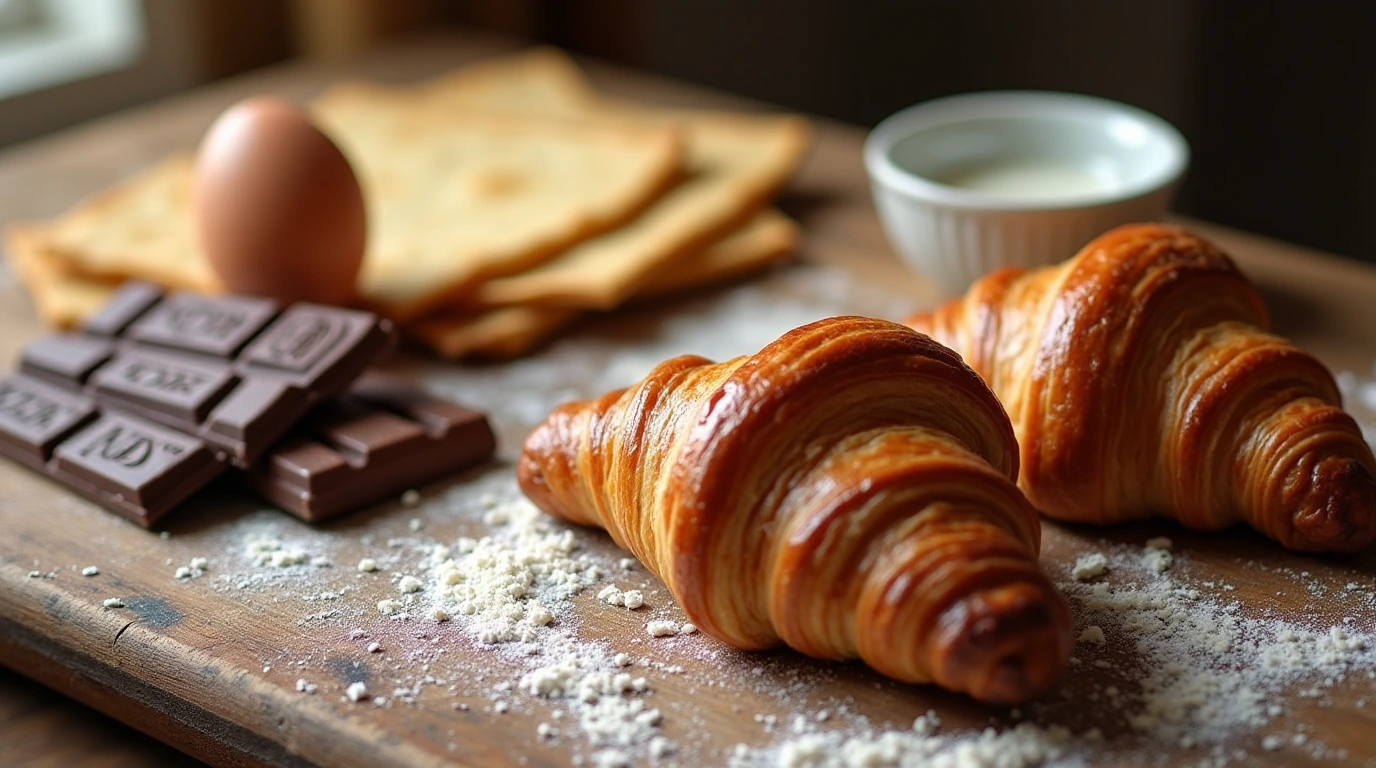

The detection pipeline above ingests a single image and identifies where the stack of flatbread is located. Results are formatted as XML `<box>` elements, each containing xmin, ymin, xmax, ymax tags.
<box><xmin>4</xmin><ymin>48</ymin><xmax>810</xmax><ymax>358</ymax></box>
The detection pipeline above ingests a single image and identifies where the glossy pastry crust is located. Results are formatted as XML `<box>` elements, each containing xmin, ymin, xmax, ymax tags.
<box><xmin>908</xmin><ymin>223</ymin><xmax>1376</xmax><ymax>553</ymax></box>
<box><xmin>519</xmin><ymin>316</ymin><xmax>1073</xmax><ymax>704</ymax></box>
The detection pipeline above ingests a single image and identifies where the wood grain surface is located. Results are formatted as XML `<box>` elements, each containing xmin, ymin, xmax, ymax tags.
<box><xmin>2</xmin><ymin>31</ymin><xmax>1376</xmax><ymax>768</ymax></box>
<box><xmin>0</xmin><ymin>666</ymin><xmax>204</xmax><ymax>767</ymax></box>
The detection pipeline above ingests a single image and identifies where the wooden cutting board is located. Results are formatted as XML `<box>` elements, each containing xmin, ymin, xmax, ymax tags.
<box><xmin>2</xmin><ymin>33</ymin><xmax>1375</xmax><ymax>768</ymax></box>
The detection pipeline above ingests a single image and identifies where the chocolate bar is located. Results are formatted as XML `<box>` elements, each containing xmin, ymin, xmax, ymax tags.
<box><xmin>244</xmin><ymin>376</ymin><xmax>496</xmax><ymax>521</ymax></box>
<box><xmin>0</xmin><ymin>374</ymin><xmax>226</xmax><ymax>526</ymax></box>
<box><xmin>18</xmin><ymin>282</ymin><xmax>394</xmax><ymax>468</ymax></box>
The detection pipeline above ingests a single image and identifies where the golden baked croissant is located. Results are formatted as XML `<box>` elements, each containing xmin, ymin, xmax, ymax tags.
<box><xmin>907</xmin><ymin>223</ymin><xmax>1376</xmax><ymax>553</ymax></box>
<box><xmin>518</xmin><ymin>316</ymin><xmax>1072</xmax><ymax>703</ymax></box>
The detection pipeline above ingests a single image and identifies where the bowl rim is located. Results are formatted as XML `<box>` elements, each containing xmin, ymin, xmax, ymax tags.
<box><xmin>863</xmin><ymin>90</ymin><xmax>1190</xmax><ymax>212</ymax></box>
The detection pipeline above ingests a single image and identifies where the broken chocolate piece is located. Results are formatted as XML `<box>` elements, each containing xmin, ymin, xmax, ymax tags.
<box><xmin>245</xmin><ymin>376</ymin><xmax>496</xmax><ymax>521</ymax></box>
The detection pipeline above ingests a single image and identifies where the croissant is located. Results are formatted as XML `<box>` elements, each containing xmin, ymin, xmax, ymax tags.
<box><xmin>907</xmin><ymin>223</ymin><xmax>1376</xmax><ymax>553</ymax></box>
<box><xmin>518</xmin><ymin>316</ymin><xmax>1072</xmax><ymax>703</ymax></box>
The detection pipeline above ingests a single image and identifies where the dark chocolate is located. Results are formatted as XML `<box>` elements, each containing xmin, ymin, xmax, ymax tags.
<box><xmin>18</xmin><ymin>282</ymin><xmax>395</xmax><ymax>467</ymax></box>
<box><xmin>244</xmin><ymin>376</ymin><xmax>496</xmax><ymax>521</ymax></box>
<box><xmin>0</xmin><ymin>374</ymin><xmax>226</xmax><ymax>526</ymax></box>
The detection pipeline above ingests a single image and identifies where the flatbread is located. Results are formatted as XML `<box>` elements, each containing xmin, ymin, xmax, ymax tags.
<box><xmin>11</xmin><ymin>88</ymin><xmax>685</xmax><ymax>322</ymax></box>
<box><xmin>636</xmin><ymin>208</ymin><xmax>797</xmax><ymax>298</ymax></box>
<box><xmin>421</xmin><ymin>47</ymin><xmax>595</xmax><ymax>115</ymax></box>
<box><xmin>4</xmin><ymin>224</ymin><xmax>120</xmax><ymax>328</ymax></box>
<box><xmin>408</xmin><ymin>305</ymin><xmax>583</xmax><ymax>361</ymax></box>
<box><xmin>8</xmin><ymin>203</ymin><xmax>796</xmax><ymax>361</ymax></box>
<box><xmin>407</xmin><ymin>209</ymin><xmax>798</xmax><ymax>359</ymax></box>
<box><xmin>8</xmin><ymin>155</ymin><xmax>215</xmax><ymax>291</ymax></box>
<box><xmin>422</xmin><ymin>48</ymin><xmax>811</xmax><ymax>310</ymax></box>
<box><xmin>313</xmin><ymin>84</ymin><xmax>684</xmax><ymax>319</ymax></box>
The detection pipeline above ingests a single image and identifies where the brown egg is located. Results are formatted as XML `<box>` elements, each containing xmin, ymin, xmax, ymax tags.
<box><xmin>192</xmin><ymin>96</ymin><xmax>365</xmax><ymax>305</ymax></box>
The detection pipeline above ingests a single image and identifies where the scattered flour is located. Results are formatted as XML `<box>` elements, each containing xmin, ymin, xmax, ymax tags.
<box><xmin>735</xmin><ymin>536</ymin><xmax>1376</xmax><ymax>767</ymax></box>
<box><xmin>741</xmin><ymin>723</ymin><xmax>1076</xmax><ymax>768</ymax></box>
<box><xmin>520</xmin><ymin>654</ymin><xmax>662</xmax><ymax>750</ymax></box>
<box><xmin>247</xmin><ymin>537</ymin><xmax>312</xmax><ymax>568</ymax></box>
<box><xmin>428</xmin><ymin>497</ymin><xmax>596</xmax><ymax>644</ymax></box>
<box><xmin>210</xmin><ymin>461</ymin><xmax>1376</xmax><ymax>766</ymax></box>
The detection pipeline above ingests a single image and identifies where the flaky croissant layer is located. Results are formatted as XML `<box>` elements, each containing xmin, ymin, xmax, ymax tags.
<box><xmin>908</xmin><ymin>223</ymin><xmax>1376</xmax><ymax>553</ymax></box>
<box><xmin>519</xmin><ymin>316</ymin><xmax>1073</xmax><ymax>704</ymax></box>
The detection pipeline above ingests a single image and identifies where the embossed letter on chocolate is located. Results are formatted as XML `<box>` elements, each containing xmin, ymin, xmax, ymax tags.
<box><xmin>0</xmin><ymin>374</ymin><xmax>225</xmax><ymax>525</ymax></box>
<box><xmin>17</xmin><ymin>282</ymin><xmax>395</xmax><ymax>467</ymax></box>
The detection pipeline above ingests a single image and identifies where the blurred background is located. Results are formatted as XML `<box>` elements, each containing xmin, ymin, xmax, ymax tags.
<box><xmin>0</xmin><ymin>0</ymin><xmax>1372</xmax><ymax>262</ymax></box>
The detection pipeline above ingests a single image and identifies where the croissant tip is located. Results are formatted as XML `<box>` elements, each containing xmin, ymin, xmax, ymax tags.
<box><xmin>931</xmin><ymin>581</ymin><xmax>1073</xmax><ymax>705</ymax></box>
<box><xmin>1288</xmin><ymin>456</ymin><xmax>1376</xmax><ymax>554</ymax></box>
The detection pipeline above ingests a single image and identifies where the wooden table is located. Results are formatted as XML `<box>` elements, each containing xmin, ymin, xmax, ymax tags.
<box><xmin>2</xmin><ymin>31</ymin><xmax>1375</xmax><ymax>768</ymax></box>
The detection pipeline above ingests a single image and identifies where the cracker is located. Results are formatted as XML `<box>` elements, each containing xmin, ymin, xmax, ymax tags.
<box><xmin>637</xmin><ymin>208</ymin><xmax>797</xmax><ymax>298</ymax></box>
<box><xmin>422</xmin><ymin>48</ymin><xmax>811</xmax><ymax>310</ymax></box>
<box><xmin>11</xmin><ymin>155</ymin><xmax>214</xmax><ymax>291</ymax></box>
<box><xmin>311</xmin><ymin>84</ymin><xmax>684</xmax><ymax>320</ymax></box>
<box><xmin>4</xmin><ymin>224</ymin><xmax>120</xmax><ymax>328</ymax></box>
<box><xmin>15</xmin><ymin>87</ymin><xmax>685</xmax><ymax>322</ymax></box>
<box><xmin>11</xmin><ymin>204</ymin><xmax>798</xmax><ymax>358</ymax></box>
<box><xmin>421</xmin><ymin>46</ymin><xmax>594</xmax><ymax>116</ymax></box>
<box><xmin>407</xmin><ymin>209</ymin><xmax>798</xmax><ymax>359</ymax></box>
<box><xmin>408</xmin><ymin>305</ymin><xmax>583</xmax><ymax>361</ymax></box>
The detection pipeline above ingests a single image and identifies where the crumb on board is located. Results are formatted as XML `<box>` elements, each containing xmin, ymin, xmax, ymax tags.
<box><xmin>647</xmin><ymin>620</ymin><xmax>679</xmax><ymax>637</ymax></box>
<box><xmin>1079</xmin><ymin>626</ymin><xmax>1106</xmax><ymax>645</ymax></box>
<box><xmin>1072</xmin><ymin>552</ymin><xmax>1108</xmax><ymax>581</ymax></box>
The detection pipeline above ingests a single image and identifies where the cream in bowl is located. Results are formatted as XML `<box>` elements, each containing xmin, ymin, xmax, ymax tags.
<box><xmin>864</xmin><ymin>91</ymin><xmax>1189</xmax><ymax>295</ymax></box>
<box><xmin>930</xmin><ymin>157</ymin><xmax>1110</xmax><ymax>198</ymax></box>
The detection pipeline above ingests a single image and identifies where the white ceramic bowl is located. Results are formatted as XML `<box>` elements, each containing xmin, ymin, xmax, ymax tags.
<box><xmin>864</xmin><ymin>91</ymin><xmax>1189</xmax><ymax>296</ymax></box>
